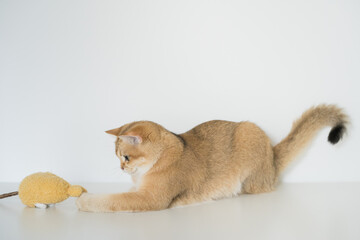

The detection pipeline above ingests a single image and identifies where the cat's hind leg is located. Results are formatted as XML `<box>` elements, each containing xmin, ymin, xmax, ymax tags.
<box><xmin>233</xmin><ymin>122</ymin><xmax>277</xmax><ymax>194</ymax></box>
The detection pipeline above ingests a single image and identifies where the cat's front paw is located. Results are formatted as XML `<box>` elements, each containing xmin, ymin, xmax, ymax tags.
<box><xmin>76</xmin><ymin>193</ymin><xmax>111</xmax><ymax>212</ymax></box>
<box><xmin>76</xmin><ymin>193</ymin><xmax>95</xmax><ymax>212</ymax></box>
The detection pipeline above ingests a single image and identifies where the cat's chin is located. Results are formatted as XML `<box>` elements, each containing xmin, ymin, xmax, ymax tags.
<box><xmin>127</xmin><ymin>169</ymin><xmax>138</xmax><ymax>175</ymax></box>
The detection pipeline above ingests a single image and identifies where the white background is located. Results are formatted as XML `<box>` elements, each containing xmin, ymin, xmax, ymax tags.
<box><xmin>0</xmin><ymin>0</ymin><xmax>359</xmax><ymax>183</ymax></box>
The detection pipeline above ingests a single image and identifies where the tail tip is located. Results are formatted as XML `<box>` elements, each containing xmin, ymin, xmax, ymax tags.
<box><xmin>328</xmin><ymin>124</ymin><xmax>346</xmax><ymax>144</ymax></box>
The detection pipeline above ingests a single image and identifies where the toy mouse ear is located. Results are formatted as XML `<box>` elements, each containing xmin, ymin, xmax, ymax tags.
<box><xmin>119</xmin><ymin>135</ymin><xmax>142</xmax><ymax>145</ymax></box>
<box><xmin>105</xmin><ymin>128</ymin><xmax>121</xmax><ymax>136</ymax></box>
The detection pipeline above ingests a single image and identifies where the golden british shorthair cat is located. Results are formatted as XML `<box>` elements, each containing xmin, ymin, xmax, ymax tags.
<box><xmin>77</xmin><ymin>104</ymin><xmax>348</xmax><ymax>212</ymax></box>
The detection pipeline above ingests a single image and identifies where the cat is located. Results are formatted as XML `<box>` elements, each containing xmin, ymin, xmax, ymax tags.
<box><xmin>76</xmin><ymin>104</ymin><xmax>348</xmax><ymax>212</ymax></box>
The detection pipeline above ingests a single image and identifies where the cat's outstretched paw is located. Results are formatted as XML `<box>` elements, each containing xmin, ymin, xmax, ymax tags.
<box><xmin>76</xmin><ymin>193</ymin><xmax>92</xmax><ymax>212</ymax></box>
<box><xmin>76</xmin><ymin>193</ymin><xmax>111</xmax><ymax>212</ymax></box>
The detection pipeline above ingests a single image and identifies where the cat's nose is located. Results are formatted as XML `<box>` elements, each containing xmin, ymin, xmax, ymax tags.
<box><xmin>121</xmin><ymin>164</ymin><xmax>124</xmax><ymax>170</ymax></box>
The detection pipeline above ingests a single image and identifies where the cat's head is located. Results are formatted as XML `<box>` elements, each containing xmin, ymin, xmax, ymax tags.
<box><xmin>106</xmin><ymin>121</ymin><xmax>164</xmax><ymax>176</ymax></box>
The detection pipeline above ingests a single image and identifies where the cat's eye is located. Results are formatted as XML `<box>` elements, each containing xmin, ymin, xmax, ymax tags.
<box><xmin>124</xmin><ymin>155</ymin><xmax>130</xmax><ymax>162</ymax></box>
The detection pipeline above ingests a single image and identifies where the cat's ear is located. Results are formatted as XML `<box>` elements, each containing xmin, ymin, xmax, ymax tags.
<box><xmin>105</xmin><ymin>128</ymin><xmax>121</xmax><ymax>136</ymax></box>
<box><xmin>119</xmin><ymin>135</ymin><xmax>142</xmax><ymax>145</ymax></box>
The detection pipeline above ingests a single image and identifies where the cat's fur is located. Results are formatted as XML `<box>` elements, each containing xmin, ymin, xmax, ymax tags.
<box><xmin>76</xmin><ymin>104</ymin><xmax>348</xmax><ymax>212</ymax></box>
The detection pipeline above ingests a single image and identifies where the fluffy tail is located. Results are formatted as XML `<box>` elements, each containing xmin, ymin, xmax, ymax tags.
<box><xmin>273</xmin><ymin>104</ymin><xmax>348</xmax><ymax>173</ymax></box>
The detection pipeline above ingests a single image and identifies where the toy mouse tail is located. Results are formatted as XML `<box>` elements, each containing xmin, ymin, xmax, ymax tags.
<box><xmin>0</xmin><ymin>191</ymin><xmax>18</xmax><ymax>199</ymax></box>
<box><xmin>68</xmin><ymin>185</ymin><xmax>87</xmax><ymax>197</ymax></box>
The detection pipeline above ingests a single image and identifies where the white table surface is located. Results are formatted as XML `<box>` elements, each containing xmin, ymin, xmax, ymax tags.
<box><xmin>1</xmin><ymin>182</ymin><xmax>359</xmax><ymax>240</ymax></box>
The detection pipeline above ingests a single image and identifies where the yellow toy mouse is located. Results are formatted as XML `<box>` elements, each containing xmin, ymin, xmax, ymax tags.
<box><xmin>0</xmin><ymin>172</ymin><xmax>87</xmax><ymax>208</ymax></box>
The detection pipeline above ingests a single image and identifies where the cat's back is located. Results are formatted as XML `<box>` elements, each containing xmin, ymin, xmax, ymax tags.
<box><xmin>179</xmin><ymin>119</ymin><xmax>269</xmax><ymax>155</ymax></box>
<box><xmin>179</xmin><ymin>120</ymin><xmax>239</xmax><ymax>153</ymax></box>
<box><xmin>184</xmin><ymin>120</ymin><xmax>237</xmax><ymax>138</ymax></box>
